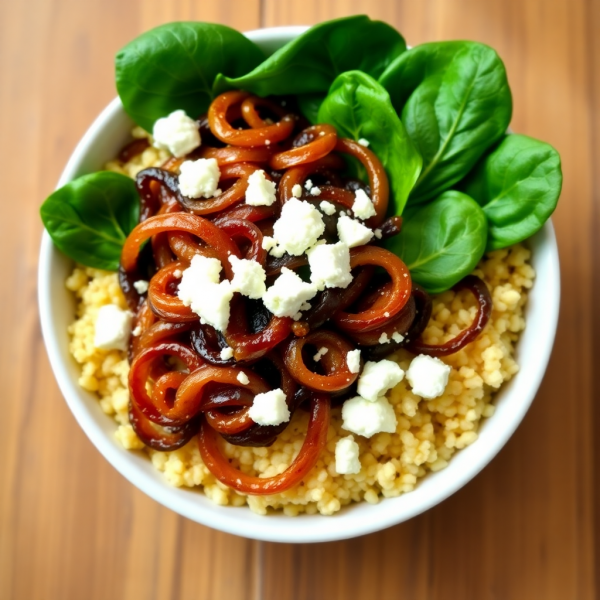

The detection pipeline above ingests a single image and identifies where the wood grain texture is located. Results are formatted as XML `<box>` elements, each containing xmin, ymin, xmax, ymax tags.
<box><xmin>0</xmin><ymin>0</ymin><xmax>597</xmax><ymax>599</ymax></box>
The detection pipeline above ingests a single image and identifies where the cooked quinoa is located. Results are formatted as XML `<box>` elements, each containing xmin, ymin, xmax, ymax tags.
<box><xmin>65</xmin><ymin>130</ymin><xmax>534</xmax><ymax>516</ymax></box>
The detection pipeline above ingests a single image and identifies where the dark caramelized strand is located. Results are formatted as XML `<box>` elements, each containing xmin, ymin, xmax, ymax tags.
<box><xmin>241</xmin><ymin>95</ymin><xmax>289</xmax><ymax>128</ymax></box>
<box><xmin>408</xmin><ymin>275</ymin><xmax>492</xmax><ymax>357</ymax></box>
<box><xmin>378</xmin><ymin>216</ymin><xmax>403</xmax><ymax>240</ymax></box>
<box><xmin>269</xmin><ymin>124</ymin><xmax>338</xmax><ymax>170</ymax></box>
<box><xmin>265</xmin><ymin>253</ymin><xmax>309</xmax><ymax>278</ymax></box>
<box><xmin>218</xmin><ymin>217</ymin><xmax>266</xmax><ymax>264</ymax></box>
<box><xmin>119</xmin><ymin>138</ymin><xmax>150</xmax><ymax>163</ymax></box>
<box><xmin>212</xmin><ymin>202</ymin><xmax>278</xmax><ymax>225</ymax></box>
<box><xmin>152</xmin><ymin>199</ymin><xmax>182</xmax><ymax>269</ymax></box>
<box><xmin>147</xmin><ymin>261</ymin><xmax>198</xmax><ymax>322</ymax></box>
<box><xmin>136</xmin><ymin>168</ymin><xmax>182</xmax><ymax>221</ymax></box>
<box><xmin>199</xmin><ymin>145</ymin><xmax>274</xmax><ymax>165</ymax></box>
<box><xmin>198</xmin><ymin>394</ymin><xmax>330</xmax><ymax>495</ymax></box>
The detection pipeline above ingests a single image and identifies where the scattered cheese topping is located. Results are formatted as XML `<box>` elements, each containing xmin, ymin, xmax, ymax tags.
<box><xmin>220</xmin><ymin>347</ymin><xmax>234</xmax><ymax>360</ymax></box>
<box><xmin>261</xmin><ymin>236</ymin><xmax>276</xmax><ymax>251</ymax></box>
<box><xmin>178</xmin><ymin>158</ymin><xmax>220</xmax><ymax>198</ymax></box>
<box><xmin>392</xmin><ymin>332</ymin><xmax>404</xmax><ymax>343</ymax></box>
<box><xmin>379</xmin><ymin>332</ymin><xmax>390</xmax><ymax>344</ymax></box>
<box><xmin>337</xmin><ymin>214</ymin><xmax>374</xmax><ymax>248</ymax></box>
<box><xmin>236</xmin><ymin>371</ymin><xmax>250</xmax><ymax>385</ymax></box>
<box><xmin>335</xmin><ymin>436</ymin><xmax>361</xmax><ymax>474</ymax></box>
<box><xmin>248</xmin><ymin>388</ymin><xmax>290</xmax><ymax>426</ymax></box>
<box><xmin>93</xmin><ymin>304</ymin><xmax>133</xmax><ymax>351</ymax></box>
<box><xmin>374</xmin><ymin>229</ymin><xmax>383</xmax><ymax>240</ymax></box>
<box><xmin>319</xmin><ymin>200</ymin><xmax>336</xmax><ymax>215</ymax></box>
<box><xmin>262</xmin><ymin>267</ymin><xmax>318</xmax><ymax>318</ymax></box>
<box><xmin>357</xmin><ymin>360</ymin><xmax>405</xmax><ymax>402</ymax></box>
<box><xmin>341</xmin><ymin>396</ymin><xmax>397</xmax><ymax>438</ymax></box>
<box><xmin>152</xmin><ymin>109</ymin><xmax>201</xmax><ymax>158</ymax></box>
<box><xmin>346</xmin><ymin>349</ymin><xmax>361</xmax><ymax>374</ymax></box>
<box><xmin>177</xmin><ymin>255</ymin><xmax>233</xmax><ymax>332</ymax></box>
<box><xmin>304</xmin><ymin>179</ymin><xmax>313</xmax><ymax>191</ymax></box>
<box><xmin>406</xmin><ymin>354</ymin><xmax>451</xmax><ymax>399</ymax></box>
<box><xmin>307</xmin><ymin>242</ymin><xmax>352</xmax><ymax>290</ymax></box>
<box><xmin>133</xmin><ymin>280</ymin><xmax>149</xmax><ymax>294</ymax></box>
<box><xmin>228</xmin><ymin>255</ymin><xmax>266</xmax><ymax>299</ymax></box>
<box><xmin>270</xmin><ymin>199</ymin><xmax>325</xmax><ymax>256</ymax></box>
<box><xmin>358</xmin><ymin>138</ymin><xmax>370</xmax><ymax>147</ymax></box>
<box><xmin>313</xmin><ymin>347</ymin><xmax>329</xmax><ymax>362</ymax></box>
<box><xmin>291</xmin><ymin>183</ymin><xmax>303</xmax><ymax>198</ymax></box>
<box><xmin>173</xmin><ymin>269</ymin><xmax>183</xmax><ymax>279</ymax></box>
<box><xmin>310</xmin><ymin>187</ymin><xmax>321</xmax><ymax>196</ymax></box>
<box><xmin>245</xmin><ymin>169</ymin><xmax>277</xmax><ymax>206</ymax></box>
<box><xmin>132</xmin><ymin>325</ymin><xmax>142</xmax><ymax>337</ymax></box>
<box><xmin>352</xmin><ymin>189</ymin><xmax>377</xmax><ymax>220</ymax></box>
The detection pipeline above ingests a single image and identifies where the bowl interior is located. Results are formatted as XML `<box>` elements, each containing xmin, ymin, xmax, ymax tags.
<box><xmin>38</xmin><ymin>26</ymin><xmax>560</xmax><ymax>543</ymax></box>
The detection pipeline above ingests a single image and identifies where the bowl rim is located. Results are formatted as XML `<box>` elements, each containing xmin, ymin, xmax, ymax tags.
<box><xmin>37</xmin><ymin>25</ymin><xmax>561</xmax><ymax>543</ymax></box>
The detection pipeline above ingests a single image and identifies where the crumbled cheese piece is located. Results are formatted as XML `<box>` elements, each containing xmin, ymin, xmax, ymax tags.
<box><xmin>133</xmin><ymin>280</ymin><xmax>149</xmax><ymax>294</ymax></box>
<box><xmin>337</xmin><ymin>214</ymin><xmax>374</xmax><ymax>248</ymax></box>
<box><xmin>358</xmin><ymin>138</ymin><xmax>370</xmax><ymax>147</ymax></box>
<box><xmin>248</xmin><ymin>389</ymin><xmax>290</xmax><ymax>426</ymax></box>
<box><xmin>132</xmin><ymin>325</ymin><xmax>142</xmax><ymax>337</ymax></box>
<box><xmin>379</xmin><ymin>332</ymin><xmax>390</xmax><ymax>344</ymax></box>
<box><xmin>245</xmin><ymin>169</ymin><xmax>277</xmax><ymax>206</ymax></box>
<box><xmin>152</xmin><ymin>109</ymin><xmax>201</xmax><ymax>158</ymax></box>
<box><xmin>220</xmin><ymin>346</ymin><xmax>234</xmax><ymax>360</ymax></box>
<box><xmin>392</xmin><ymin>332</ymin><xmax>404</xmax><ymax>343</ymax></box>
<box><xmin>229</xmin><ymin>255</ymin><xmax>266</xmax><ymax>299</ymax></box>
<box><xmin>173</xmin><ymin>269</ymin><xmax>183</xmax><ymax>279</ymax></box>
<box><xmin>236</xmin><ymin>371</ymin><xmax>250</xmax><ymax>385</ymax></box>
<box><xmin>291</xmin><ymin>184</ymin><xmax>303</xmax><ymax>198</ymax></box>
<box><xmin>335</xmin><ymin>436</ymin><xmax>361</xmax><ymax>474</ymax></box>
<box><xmin>341</xmin><ymin>396</ymin><xmax>397</xmax><ymax>438</ymax></box>
<box><xmin>265</xmin><ymin>139</ymin><xmax>271</xmax><ymax>145</ymax></box>
<box><xmin>307</xmin><ymin>242</ymin><xmax>352</xmax><ymax>290</ymax></box>
<box><xmin>313</xmin><ymin>347</ymin><xmax>329</xmax><ymax>362</ymax></box>
<box><xmin>270</xmin><ymin>199</ymin><xmax>325</xmax><ymax>256</ymax></box>
<box><xmin>261</xmin><ymin>236</ymin><xmax>276</xmax><ymax>251</ymax></box>
<box><xmin>177</xmin><ymin>255</ymin><xmax>233</xmax><ymax>331</ymax></box>
<box><xmin>319</xmin><ymin>200</ymin><xmax>336</xmax><ymax>215</ymax></box>
<box><xmin>346</xmin><ymin>349</ymin><xmax>361</xmax><ymax>374</ymax></box>
<box><xmin>352</xmin><ymin>189</ymin><xmax>377</xmax><ymax>220</ymax></box>
<box><xmin>357</xmin><ymin>360</ymin><xmax>405</xmax><ymax>402</ymax></box>
<box><xmin>94</xmin><ymin>305</ymin><xmax>133</xmax><ymax>351</ymax></box>
<box><xmin>262</xmin><ymin>268</ymin><xmax>318</xmax><ymax>318</ymax></box>
<box><xmin>310</xmin><ymin>187</ymin><xmax>321</xmax><ymax>196</ymax></box>
<box><xmin>374</xmin><ymin>229</ymin><xmax>383</xmax><ymax>239</ymax></box>
<box><xmin>406</xmin><ymin>354</ymin><xmax>451</xmax><ymax>399</ymax></box>
<box><xmin>178</xmin><ymin>158</ymin><xmax>220</xmax><ymax>198</ymax></box>
<box><xmin>305</xmin><ymin>179</ymin><xmax>313</xmax><ymax>191</ymax></box>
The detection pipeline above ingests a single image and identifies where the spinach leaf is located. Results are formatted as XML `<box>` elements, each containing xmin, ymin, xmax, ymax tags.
<box><xmin>460</xmin><ymin>134</ymin><xmax>562</xmax><ymax>250</ymax></box>
<box><xmin>297</xmin><ymin>93</ymin><xmax>325</xmax><ymax>124</ymax></box>
<box><xmin>386</xmin><ymin>191</ymin><xmax>488</xmax><ymax>293</ymax></box>
<box><xmin>379</xmin><ymin>41</ymin><xmax>512</xmax><ymax>205</ymax></box>
<box><xmin>40</xmin><ymin>171</ymin><xmax>139</xmax><ymax>271</ymax></box>
<box><xmin>215</xmin><ymin>15</ymin><xmax>406</xmax><ymax>97</ymax></box>
<box><xmin>116</xmin><ymin>22</ymin><xmax>265</xmax><ymax>131</ymax></box>
<box><xmin>317</xmin><ymin>71</ymin><xmax>422</xmax><ymax>215</ymax></box>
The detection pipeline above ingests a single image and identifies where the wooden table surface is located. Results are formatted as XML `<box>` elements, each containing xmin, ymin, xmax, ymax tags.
<box><xmin>2</xmin><ymin>0</ymin><xmax>598</xmax><ymax>598</ymax></box>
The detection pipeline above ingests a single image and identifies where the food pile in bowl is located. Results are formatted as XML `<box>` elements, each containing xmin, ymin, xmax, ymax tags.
<box><xmin>40</xmin><ymin>16</ymin><xmax>561</xmax><ymax>516</ymax></box>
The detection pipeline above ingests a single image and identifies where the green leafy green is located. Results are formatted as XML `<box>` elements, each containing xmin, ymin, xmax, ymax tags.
<box><xmin>40</xmin><ymin>171</ymin><xmax>139</xmax><ymax>270</ymax></box>
<box><xmin>386</xmin><ymin>191</ymin><xmax>488</xmax><ymax>293</ymax></box>
<box><xmin>379</xmin><ymin>41</ymin><xmax>512</xmax><ymax>205</ymax></box>
<box><xmin>297</xmin><ymin>93</ymin><xmax>325</xmax><ymax>124</ymax></box>
<box><xmin>215</xmin><ymin>15</ymin><xmax>406</xmax><ymax>97</ymax></box>
<box><xmin>317</xmin><ymin>71</ymin><xmax>422</xmax><ymax>215</ymax></box>
<box><xmin>460</xmin><ymin>134</ymin><xmax>562</xmax><ymax>250</ymax></box>
<box><xmin>115</xmin><ymin>22</ymin><xmax>265</xmax><ymax>131</ymax></box>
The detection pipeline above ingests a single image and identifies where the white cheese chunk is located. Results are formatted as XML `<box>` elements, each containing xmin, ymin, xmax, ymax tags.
<box><xmin>310</xmin><ymin>186</ymin><xmax>321</xmax><ymax>196</ymax></box>
<box><xmin>229</xmin><ymin>255</ymin><xmax>266</xmax><ymax>299</ymax></box>
<box><xmin>319</xmin><ymin>200</ymin><xmax>336</xmax><ymax>215</ymax></box>
<box><xmin>270</xmin><ymin>199</ymin><xmax>325</xmax><ymax>256</ymax></box>
<box><xmin>178</xmin><ymin>158</ymin><xmax>220</xmax><ymax>198</ymax></box>
<box><xmin>335</xmin><ymin>435</ymin><xmax>361</xmax><ymax>474</ymax></box>
<box><xmin>245</xmin><ymin>169</ymin><xmax>277</xmax><ymax>206</ymax></box>
<box><xmin>261</xmin><ymin>236</ymin><xmax>276</xmax><ymax>251</ymax></box>
<box><xmin>236</xmin><ymin>371</ymin><xmax>250</xmax><ymax>385</ymax></box>
<box><xmin>392</xmin><ymin>332</ymin><xmax>404</xmax><ymax>343</ymax></box>
<box><xmin>152</xmin><ymin>109</ymin><xmax>201</xmax><ymax>158</ymax></box>
<box><xmin>220</xmin><ymin>346</ymin><xmax>234</xmax><ymax>360</ymax></box>
<box><xmin>352</xmin><ymin>189</ymin><xmax>377</xmax><ymax>220</ymax></box>
<box><xmin>291</xmin><ymin>183</ymin><xmax>303</xmax><ymax>198</ymax></box>
<box><xmin>248</xmin><ymin>388</ymin><xmax>290</xmax><ymax>426</ymax></box>
<box><xmin>357</xmin><ymin>360</ymin><xmax>405</xmax><ymax>402</ymax></box>
<box><xmin>358</xmin><ymin>138</ymin><xmax>370</xmax><ymax>147</ymax></box>
<box><xmin>346</xmin><ymin>349</ymin><xmax>361</xmax><ymax>374</ymax></box>
<box><xmin>94</xmin><ymin>304</ymin><xmax>133</xmax><ymax>351</ymax></box>
<box><xmin>133</xmin><ymin>280</ymin><xmax>149</xmax><ymax>294</ymax></box>
<box><xmin>304</xmin><ymin>179</ymin><xmax>313</xmax><ymax>191</ymax></box>
<box><xmin>342</xmin><ymin>396</ymin><xmax>397</xmax><ymax>438</ymax></box>
<box><xmin>313</xmin><ymin>347</ymin><xmax>329</xmax><ymax>362</ymax></box>
<box><xmin>337</xmin><ymin>214</ymin><xmax>374</xmax><ymax>248</ymax></box>
<box><xmin>307</xmin><ymin>242</ymin><xmax>352</xmax><ymax>290</ymax></box>
<box><xmin>262</xmin><ymin>267</ymin><xmax>318</xmax><ymax>318</ymax></box>
<box><xmin>374</xmin><ymin>228</ymin><xmax>383</xmax><ymax>239</ymax></box>
<box><xmin>406</xmin><ymin>354</ymin><xmax>451</xmax><ymax>399</ymax></box>
<box><xmin>379</xmin><ymin>332</ymin><xmax>390</xmax><ymax>344</ymax></box>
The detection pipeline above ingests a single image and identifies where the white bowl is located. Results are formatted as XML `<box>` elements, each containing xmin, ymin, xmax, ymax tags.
<box><xmin>38</xmin><ymin>26</ymin><xmax>560</xmax><ymax>543</ymax></box>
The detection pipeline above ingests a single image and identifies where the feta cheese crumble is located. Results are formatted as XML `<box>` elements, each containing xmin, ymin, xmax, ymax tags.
<box><xmin>379</xmin><ymin>332</ymin><xmax>390</xmax><ymax>344</ymax></box>
<box><xmin>228</xmin><ymin>255</ymin><xmax>266</xmax><ymax>299</ymax></box>
<box><xmin>152</xmin><ymin>109</ymin><xmax>201</xmax><ymax>158</ymax></box>
<box><xmin>319</xmin><ymin>200</ymin><xmax>336</xmax><ymax>215</ymax></box>
<box><xmin>304</xmin><ymin>179</ymin><xmax>313</xmax><ymax>191</ymax></box>
<box><xmin>220</xmin><ymin>347</ymin><xmax>234</xmax><ymax>360</ymax></box>
<box><xmin>346</xmin><ymin>349</ymin><xmax>361</xmax><ymax>374</ymax></box>
<box><xmin>178</xmin><ymin>158</ymin><xmax>220</xmax><ymax>198</ymax></box>
<box><xmin>94</xmin><ymin>304</ymin><xmax>132</xmax><ymax>351</ymax></box>
<box><xmin>337</xmin><ymin>214</ymin><xmax>374</xmax><ymax>248</ymax></box>
<box><xmin>236</xmin><ymin>371</ymin><xmax>250</xmax><ymax>385</ymax></box>
<box><xmin>307</xmin><ymin>242</ymin><xmax>352</xmax><ymax>290</ymax></box>
<box><xmin>310</xmin><ymin>186</ymin><xmax>321</xmax><ymax>196</ymax></box>
<box><xmin>335</xmin><ymin>436</ymin><xmax>361</xmax><ymax>474</ymax></box>
<box><xmin>270</xmin><ymin>199</ymin><xmax>325</xmax><ymax>256</ymax></box>
<box><xmin>357</xmin><ymin>360</ymin><xmax>405</xmax><ymax>402</ymax></box>
<box><xmin>248</xmin><ymin>389</ymin><xmax>290</xmax><ymax>426</ymax></box>
<box><xmin>313</xmin><ymin>347</ymin><xmax>329</xmax><ymax>362</ymax></box>
<box><xmin>358</xmin><ymin>138</ymin><xmax>370</xmax><ymax>147</ymax></box>
<box><xmin>342</xmin><ymin>396</ymin><xmax>397</xmax><ymax>438</ymax></box>
<box><xmin>374</xmin><ymin>228</ymin><xmax>383</xmax><ymax>240</ymax></box>
<box><xmin>291</xmin><ymin>183</ymin><xmax>303</xmax><ymax>198</ymax></box>
<box><xmin>392</xmin><ymin>332</ymin><xmax>404</xmax><ymax>343</ymax></box>
<box><xmin>245</xmin><ymin>169</ymin><xmax>277</xmax><ymax>206</ymax></box>
<box><xmin>133</xmin><ymin>280</ymin><xmax>149</xmax><ymax>294</ymax></box>
<box><xmin>406</xmin><ymin>354</ymin><xmax>451</xmax><ymax>399</ymax></box>
<box><xmin>262</xmin><ymin>267</ymin><xmax>318</xmax><ymax>318</ymax></box>
<box><xmin>352</xmin><ymin>189</ymin><xmax>377</xmax><ymax>220</ymax></box>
